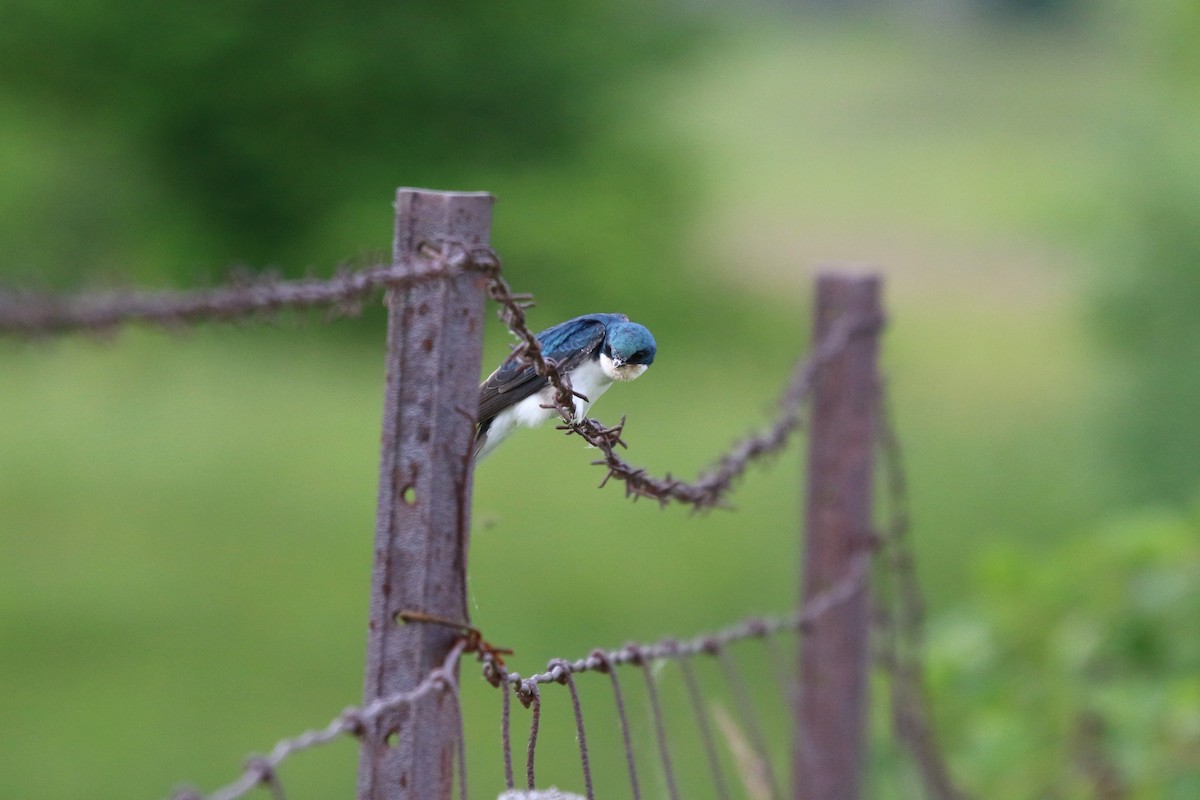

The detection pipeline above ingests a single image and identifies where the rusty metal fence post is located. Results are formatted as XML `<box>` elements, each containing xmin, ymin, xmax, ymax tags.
<box><xmin>357</xmin><ymin>188</ymin><xmax>494</xmax><ymax>800</ymax></box>
<box><xmin>794</xmin><ymin>273</ymin><xmax>882</xmax><ymax>800</ymax></box>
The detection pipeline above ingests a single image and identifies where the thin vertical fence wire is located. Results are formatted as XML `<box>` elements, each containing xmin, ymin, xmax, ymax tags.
<box><xmin>637</xmin><ymin>653</ymin><xmax>682</xmax><ymax>800</ymax></box>
<box><xmin>679</xmin><ymin>658</ymin><xmax>732</xmax><ymax>800</ymax></box>
<box><xmin>878</xmin><ymin>398</ymin><xmax>969</xmax><ymax>800</ymax></box>
<box><xmin>594</xmin><ymin>650</ymin><xmax>642</xmax><ymax>800</ymax></box>
<box><xmin>715</xmin><ymin>648</ymin><xmax>782</xmax><ymax>800</ymax></box>
<box><xmin>871</xmin><ymin>476</ymin><xmax>908</xmax><ymax>782</ymax></box>
<box><xmin>499</xmin><ymin>666</ymin><xmax>516</xmax><ymax>790</ymax></box>
<box><xmin>761</xmin><ymin>634</ymin><xmax>795</xmax><ymax>713</ymax></box>
<box><xmin>446</xmin><ymin>677</ymin><xmax>469</xmax><ymax>800</ymax></box>
<box><xmin>521</xmin><ymin>682</ymin><xmax>542</xmax><ymax>790</ymax></box>
<box><xmin>877</xmin><ymin>398</ymin><xmax>970</xmax><ymax>800</ymax></box>
<box><xmin>551</xmin><ymin>661</ymin><xmax>596</xmax><ymax>800</ymax></box>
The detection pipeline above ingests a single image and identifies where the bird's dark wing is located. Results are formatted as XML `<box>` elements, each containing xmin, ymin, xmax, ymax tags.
<box><xmin>476</xmin><ymin>315</ymin><xmax>617</xmax><ymax>428</ymax></box>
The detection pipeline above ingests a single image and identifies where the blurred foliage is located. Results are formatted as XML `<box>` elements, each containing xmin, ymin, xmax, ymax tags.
<box><xmin>1090</xmin><ymin>0</ymin><xmax>1200</xmax><ymax>504</ymax></box>
<box><xmin>0</xmin><ymin>0</ymin><xmax>702</xmax><ymax>296</ymax></box>
<box><xmin>928</xmin><ymin>505</ymin><xmax>1200</xmax><ymax>798</ymax></box>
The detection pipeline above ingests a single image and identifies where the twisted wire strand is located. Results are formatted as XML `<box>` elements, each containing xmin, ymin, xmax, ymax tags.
<box><xmin>486</xmin><ymin>552</ymin><xmax>868</xmax><ymax>694</ymax></box>
<box><xmin>0</xmin><ymin>260</ymin><xmax>457</xmax><ymax>336</ymax></box>
<box><xmin>483</xmin><ymin>257</ymin><xmax>884</xmax><ymax>509</ymax></box>
<box><xmin>524</xmin><ymin>686</ymin><xmax>542</xmax><ymax>789</ymax></box>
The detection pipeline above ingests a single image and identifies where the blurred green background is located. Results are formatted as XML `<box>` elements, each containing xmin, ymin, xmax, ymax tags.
<box><xmin>2</xmin><ymin>1</ymin><xmax>1198</xmax><ymax>798</ymax></box>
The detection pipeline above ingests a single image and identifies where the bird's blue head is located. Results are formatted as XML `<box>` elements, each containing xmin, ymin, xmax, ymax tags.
<box><xmin>601</xmin><ymin>321</ymin><xmax>656</xmax><ymax>381</ymax></box>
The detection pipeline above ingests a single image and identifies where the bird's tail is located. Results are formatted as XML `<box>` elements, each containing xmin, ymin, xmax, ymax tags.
<box><xmin>472</xmin><ymin>421</ymin><xmax>492</xmax><ymax>462</ymax></box>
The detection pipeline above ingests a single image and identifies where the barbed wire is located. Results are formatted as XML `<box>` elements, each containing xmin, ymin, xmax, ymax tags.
<box><xmin>484</xmin><ymin>554</ymin><xmax>869</xmax><ymax>696</ymax></box>
<box><xmin>169</xmin><ymin>641</ymin><xmax>467</xmax><ymax>800</ymax></box>
<box><xmin>0</xmin><ymin>259</ymin><xmax>452</xmax><ymax>336</ymax></box>
<box><xmin>464</xmin><ymin>243</ymin><xmax>885</xmax><ymax>509</ymax></box>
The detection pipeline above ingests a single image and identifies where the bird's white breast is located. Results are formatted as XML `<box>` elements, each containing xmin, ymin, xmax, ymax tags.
<box><xmin>487</xmin><ymin>358</ymin><xmax>615</xmax><ymax>452</ymax></box>
<box><xmin>509</xmin><ymin>358</ymin><xmax>616</xmax><ymax>427</ymax></box>
<box><xmin>564</xmin><ymin>358</ymin><xmax>614</xmax><ymax>418</ymax></box>
<box><xmin>479</xmin><ymin>339</ymin><xmax>651</xmax><ymax>460</ymax></box>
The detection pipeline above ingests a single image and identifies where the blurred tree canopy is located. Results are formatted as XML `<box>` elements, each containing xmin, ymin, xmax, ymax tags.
<box><xmin>0</xmin><ymin>0</ymin><xmax>700</xmax><ymax>292</ymax></box>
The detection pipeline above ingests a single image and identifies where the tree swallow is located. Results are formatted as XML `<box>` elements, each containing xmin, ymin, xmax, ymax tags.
<box><xmin>475</xmin><ymin>313</ymin><xmax>656</xmax><ymax>460</ymax></box>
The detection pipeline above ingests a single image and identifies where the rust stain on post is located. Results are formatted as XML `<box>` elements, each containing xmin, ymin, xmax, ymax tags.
<box><xmin>357</xmin><ymin>188</ymin><xmax>493</xmax><ymax>800</ymax></box>
<box><xmin>794</xmin><ymin>273</ymin><xmax>882</xmax><ymax>800</ymax></box>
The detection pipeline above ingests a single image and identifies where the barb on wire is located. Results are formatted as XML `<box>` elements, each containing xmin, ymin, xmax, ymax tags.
<box><xmin>0</xmin><ymin>252</ymin><xmax>482</xmax><ymax>337</ymax></box>
<box><xmin>483</xmin><ymin>254</ymin><xmax>885</xmax><ymax>510</ymax></box>
<box><xmin>171</xmin><ymin>640</ymin><xmax>467</xmax><ymax>800</ymax></box>
<box><xmin>874</xmin><ymin>399</ymin><xmax>970</xmax><ymax>800</ymax></box>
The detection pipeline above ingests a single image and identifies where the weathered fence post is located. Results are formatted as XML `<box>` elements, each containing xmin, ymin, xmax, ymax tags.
<box><xmin>357</xmin><ymin>188</ymin><xmax>494</xmax><ymax>800</ymax></box>
<box><xmin>794</xmin><ymin>273</ymin><xmax>882</xmax><ymax>800</ymax></box>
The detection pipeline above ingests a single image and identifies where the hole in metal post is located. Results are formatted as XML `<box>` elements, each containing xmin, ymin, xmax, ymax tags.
<box><xmin>401</xmin><ymin>485</ymin><xmax>416</xmax><ymax>505</ymax></box>
<box><xmin>386</xmin><ymin>729</ymin><xmax>400</xmax><ymax>748</ymax></box>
